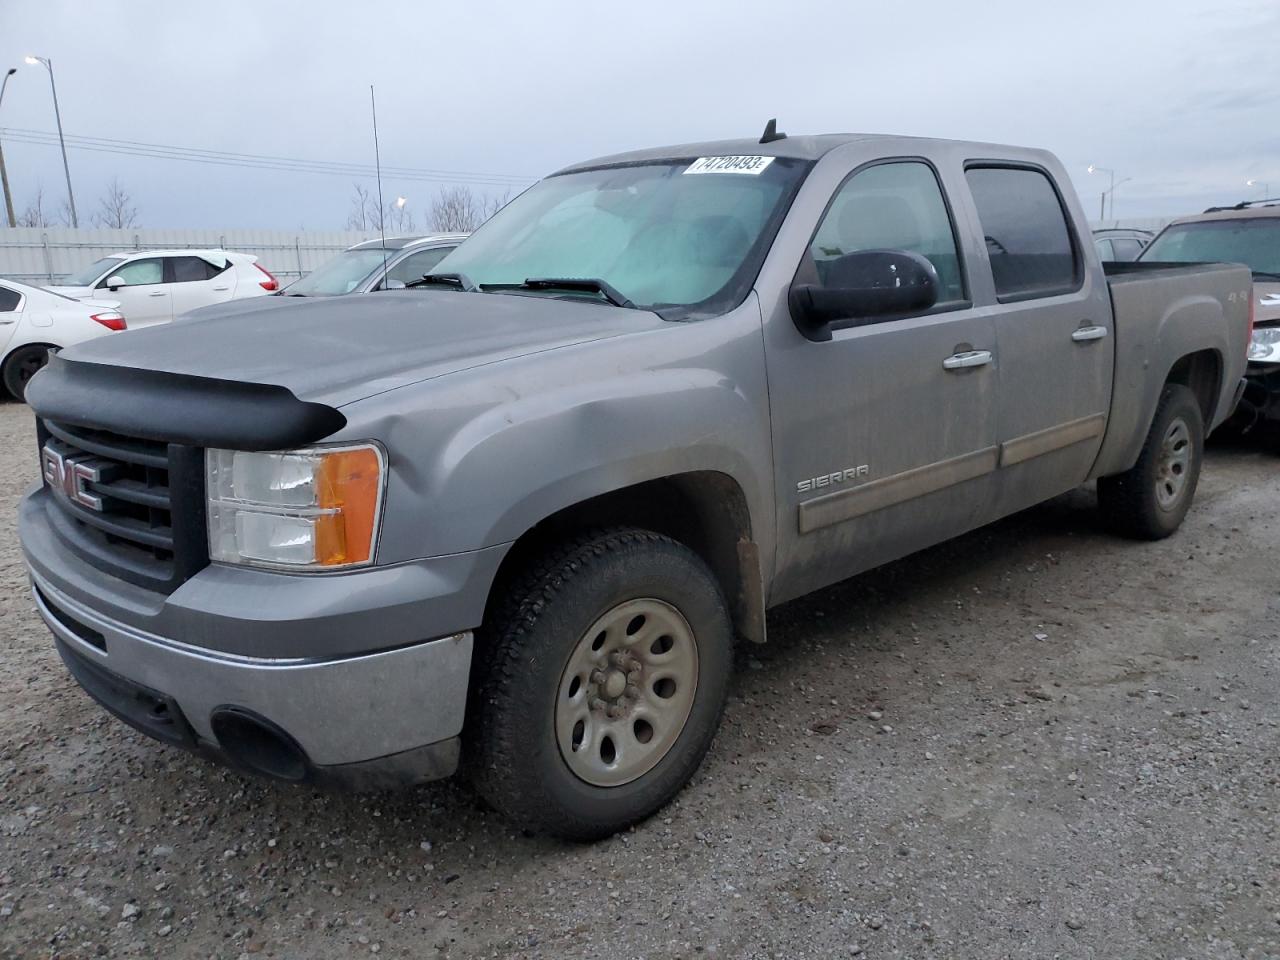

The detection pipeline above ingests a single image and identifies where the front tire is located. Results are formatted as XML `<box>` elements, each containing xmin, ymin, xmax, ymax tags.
<box><xmin>2</xmin><ymin>344</ymin><xmax>52</xmax><ymax>402</ymax></box>
<box><xmin>1098</xmin><ymin>383</ymin><xmax>1204</xmax><ymax>539</ymax></box>
<box><xmin>468</xmin><ymin>528</ymin><xmax>733</xmax><ymax>840</ymax></box>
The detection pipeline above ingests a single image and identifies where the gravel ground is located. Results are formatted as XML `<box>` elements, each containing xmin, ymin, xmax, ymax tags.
<box><xmin>0</xmin><ymin>400</ymin><xmax>1276</xmax><ymax>960</ymax></box>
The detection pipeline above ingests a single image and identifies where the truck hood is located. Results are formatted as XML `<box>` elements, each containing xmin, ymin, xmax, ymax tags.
<box><xmin>58</xmin><ymin>290</ymin><xmax>666</xmax><ymax>408</ymax></box>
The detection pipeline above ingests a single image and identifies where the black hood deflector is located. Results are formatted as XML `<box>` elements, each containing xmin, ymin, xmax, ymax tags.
<box><xmin>26</xmin><ymin>354</ymin><xmax>346</xmax><ymax>450</ymax></box>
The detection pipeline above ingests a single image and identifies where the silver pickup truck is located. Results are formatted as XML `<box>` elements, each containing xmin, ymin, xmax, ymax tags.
<box><xmin>20</xmin><ymin>130</ymin><xmax>1251</xmax><ymax>839</ymax></box>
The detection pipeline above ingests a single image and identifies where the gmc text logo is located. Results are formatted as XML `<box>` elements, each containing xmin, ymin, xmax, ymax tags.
<box><xmin>41</xmin><ymin>444</ymin><xmax>105</xmax><ymax>512</ymax></box>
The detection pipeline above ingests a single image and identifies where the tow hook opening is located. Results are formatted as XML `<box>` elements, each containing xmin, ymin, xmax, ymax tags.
<box><xmin>210</xmin><ymin>707</ymin><xmax>308</xmax><ymax>782</ymax></box>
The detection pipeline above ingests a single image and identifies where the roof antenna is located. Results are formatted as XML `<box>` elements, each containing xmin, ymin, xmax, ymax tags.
<box><xmin>370</xmin><ymin>84</ymin><xmax>390</xmax><ymax>289</ymax></box>
<box><xmin>759</xmin><ymin>118</ymin><xmax>786</xmax><ymax>144</ymax></box>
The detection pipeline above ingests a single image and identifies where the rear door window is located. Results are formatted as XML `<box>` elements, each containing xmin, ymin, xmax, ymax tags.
<box><xmin>384</xmin><ymin>246</ymin><xmax>455</xmax><ymax>287</ymax></box>
<box><xmin>1111</xmin><ymin>238</ymin><xmax>1144</xmax><ymax>261</ymax></box>
<box><xmin>965</xmin><ymin>166</ymin><xmax>1079</xmax><ymax>300</ymax></box>
<box><xmin>0</xmin><ymin>286</ymin><xmax>21</xmax><ymax>312</ymax></box>
<box><xmin>169</xmin><ymin>256</ymin><xmax>224</xmax><ymax>282</ymax></box>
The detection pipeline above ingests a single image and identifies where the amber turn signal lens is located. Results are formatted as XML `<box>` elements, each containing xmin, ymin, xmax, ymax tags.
<box><xmin>313</xmin><ymin>447</ymin><xmax>383</xmax><ymax>566</ymax></box>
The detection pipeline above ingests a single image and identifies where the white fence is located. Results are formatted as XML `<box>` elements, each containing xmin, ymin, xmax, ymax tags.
<box><xmin>0</xmin><ymin>227</ymin><xmax>384</xmax><ymax>285</ymax></box>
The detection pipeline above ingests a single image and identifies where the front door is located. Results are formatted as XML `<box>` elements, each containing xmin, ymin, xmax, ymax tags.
<box><xmin>962</xmin><ymin>165</ymin><xmax>1112</xmax><ymax>517</ymax></box>
<box><xmin>97</xmin><ymin>257</ymin><xmax>172</xmax><ymax>327</ymax></box>
<box><xmin>766</xmin><ymin>159</ymin><xmax>1000</xmax><ymax>604</ymax></box>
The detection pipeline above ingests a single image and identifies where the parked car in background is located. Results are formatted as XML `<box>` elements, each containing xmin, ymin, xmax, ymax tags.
<box><xmin>47</xmin><ymin>250</ymin><xmax>277</xmax><ymax>328</ymax></box>
<box><xmin>1138</xmin><ymin>203</ymin><xmax>1280</xmax><ymax>434</ymax></box>
<box><xmin>0</xmin><ymin>279</ymin><xmax>126</xmax><ymax>400</ymax></box>
<box><xmin>19</xmin><ymin>130</ymin><xmax>1251</xmax><ymax>839</ymax></box>
<box><xmin>177</xmin><ymin>235</ymin><xmax>468</xmax><ymax>323</ymax></box>
<box><xmin>280</xmin><ymin>234</ymin><xmax>467</xmax><ymax>296</ymax></box>
<box><xmin>1092</xmin><ymin>227</ymin><xmax>1153</xmax><ymax>262</ymax></box>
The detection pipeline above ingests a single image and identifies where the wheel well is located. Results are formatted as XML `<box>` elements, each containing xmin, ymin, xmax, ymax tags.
<box><xmin>484</xmin><ymin>472</ymin><xmax>766</xmax><ymax>645</ymax></box>
<box><xmin>1165</xmin><ymin>349</ymin><xmax>1222</xmax><ymax>426</ymax></box>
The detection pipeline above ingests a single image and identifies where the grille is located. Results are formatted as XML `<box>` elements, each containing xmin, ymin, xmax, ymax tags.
<box><xmin>38</xmin><ymin>420</ymin><xmax>208</xmax><ymax>592</ymax></box>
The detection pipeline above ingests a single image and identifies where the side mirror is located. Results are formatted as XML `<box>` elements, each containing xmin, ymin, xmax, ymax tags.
<box><xmin>383</xmin><ymin>278</ymin><xmax>406</xmax><ymax>291</ymax></box>
<box><xmin>104</xmin><ymin>275</ymin><xmax>127</xmax><ymax>291</ymax></box>
<box><xmin>789</xmin><ymin>249</ymin><xmax>939</xmax><ymax>342</ymax></box>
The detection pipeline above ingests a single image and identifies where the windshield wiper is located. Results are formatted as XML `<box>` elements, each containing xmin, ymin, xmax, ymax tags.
<box><xmin>1251</xmin><ymin>270</ymin><xmax>1280</xmax><ymax>281</ymax></box>
<box><xmin>514</xmin><ymin>277</ymin><xmax>635</xmax><ymax>309</ymax></box>
<box><xmin>404</xmin><ymin>272</ymin><xmax>480</xmax><ymax>292</ymax></box>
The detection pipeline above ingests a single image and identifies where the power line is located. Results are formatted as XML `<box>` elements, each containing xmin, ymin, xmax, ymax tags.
<box><xmin>0</xmin><ymin>126</ymin><xmax>538</xmax><ymax>188</ymax></box>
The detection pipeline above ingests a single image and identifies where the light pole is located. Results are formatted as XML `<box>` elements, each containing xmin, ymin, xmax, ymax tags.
<box><xmin>24</xmin><ymin>55</ymin><xmax>77</xmax><ymax>227</ymax></box>
<box><xmin>1088</xmin><ymin>165</ymin><xmax>1117</xmax><ymax>220</ymax></box>
<box><xmin>1108</xmin><ymin>177</ymin><xmax>1133</xmax><ymax>219</ymax></box>
<box><xmin>0</xmin><ymin>68</ymin><xmax>16</xmax><ymax>228</ymax></box>
<box><xmin>1246</xmin><ymin>178</ymin><xmax>1269</xmax><ymax>200</ymax></box>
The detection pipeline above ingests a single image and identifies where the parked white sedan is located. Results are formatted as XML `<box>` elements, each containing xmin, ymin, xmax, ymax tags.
<box><xmin>0</xmin><ymin>279</ymin><xmax>127</xmax><ymax>400</ymax></box>
<box><xmin>47</xmin><ymin>250</ymin><xmax>277</xmax><ymax>328</ymax></box>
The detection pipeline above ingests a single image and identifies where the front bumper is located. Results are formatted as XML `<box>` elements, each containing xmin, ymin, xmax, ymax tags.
<box><xmin>19</xmin><ymin>487</ymin><xmax>504</xmax><ymax>787</ymax></box>
<box><xmin>32</xmin><ymin>573</ymin><xmax>473</xmax><ymax>786</ymax></box>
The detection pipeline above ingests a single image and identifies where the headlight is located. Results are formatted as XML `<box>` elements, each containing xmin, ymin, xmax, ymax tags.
<box><xmin>206</xmin><ymin>444</ymin><xmax>385</xmax><ymax>570</ymax></box>
<box><xmin>1248</xmin><ymin>326</ymin><xmax>1280</xmax><ymax>363</ymax></box>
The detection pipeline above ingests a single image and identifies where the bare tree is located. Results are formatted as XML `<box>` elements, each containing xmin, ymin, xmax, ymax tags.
<box><xmin>345</xmin><ymin>183</ymin><xmax>377</xmax><ymax>231</ymax></box>
<box><xmin>482</xmin><ymin>189</ymin><xmax>512</xmax><ymax>220</ymax></box>
<box><xmin>57</xmin><ymin>198</ymin><xmax>75</xmax><ymax>227</ymax></box>
<box><xmin>383</xmin><ymin>200</ymin><xmax>415</xmax><ymax>234</ymax></box>
<box><xmin>92</xmin><ymin>178</ymin><xmax>139</xmax><ymax>229</ymax></box>
<box><xmin>428</xmin><ymin>185</ymin><xmax>486</xmax><ymax>232</ymax></box>
<box><xmin>17</xmin><ymin>184</ymin><xmax>49</xmax><ymax>227</ymax></box>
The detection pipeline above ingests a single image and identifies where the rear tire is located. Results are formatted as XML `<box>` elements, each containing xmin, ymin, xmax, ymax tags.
<box><xmin>2</xmin><ymin>344</ymin><xmax>52</xmax><ymax>402</ymax></box>
<box><xmin>1098</xmin><ymin>383</ymin><xmax>1204</xmax><ymax>540</ymax></box>
<box><xmin>467</xmin><ymin>528</ymin><xmax>733</xmax><ymax>840</ymax></box>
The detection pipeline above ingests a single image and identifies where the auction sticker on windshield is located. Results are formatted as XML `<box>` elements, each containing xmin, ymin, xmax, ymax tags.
<box><xmin>684</xmin><ymin>156</ymin><xmax>775</xmax><ymax>175</ymax></box>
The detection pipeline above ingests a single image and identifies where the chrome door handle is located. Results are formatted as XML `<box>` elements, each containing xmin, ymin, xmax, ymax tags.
<box><xmin>147</xmin><ymin>291</ymin><xmax>167</xmax><ymax>298</ymax></box>
<box><xmin>1072</xmin><ymin>325</ymin><xmax>1108</xmax><ymax>342</ymax></box>
<box><xmin>212</xmin><ymin>285</ymin><xmax>230</xmax><ymax>291</ymax></box>
<box><xmin>943</xmin><ymin>349</ymin><xmax>993</xmax><ymax>370</ymax></box>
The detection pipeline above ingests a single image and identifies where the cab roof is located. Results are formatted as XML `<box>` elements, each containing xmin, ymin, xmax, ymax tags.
<box><xmin>1171</xmin><ymin>204</ymin><xmax>1280</xmax><ymax>226</ymax></box>
<box><xmin>556</xmin><ymin>132</ymin><xmax>1040</xmax><ymax>174</ymax></box>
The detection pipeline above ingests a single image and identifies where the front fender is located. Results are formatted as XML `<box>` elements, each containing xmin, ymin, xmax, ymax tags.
<box><xmin>343</xmin><ymin>299</ymin><xmax>775</xmax><ymax>569</ymax></box>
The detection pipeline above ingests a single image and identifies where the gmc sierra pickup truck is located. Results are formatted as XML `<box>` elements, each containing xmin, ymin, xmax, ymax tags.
<box><xmin>20</xmin><ymin>130</ymin><xmax>1251</xmax><ymax>839</ymax></box>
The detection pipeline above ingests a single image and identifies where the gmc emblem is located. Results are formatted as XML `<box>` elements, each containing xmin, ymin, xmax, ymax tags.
<box><xmin>41</xmin><ymin>444</ymin><xmax>105</xmax><ymax>512</ymax></box>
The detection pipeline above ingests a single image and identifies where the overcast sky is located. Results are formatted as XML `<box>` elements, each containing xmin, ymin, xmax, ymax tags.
<box><xmin>1</xmin><ymin>0</ymin><xmax>1278</xmax><ymax>230</ymax></box>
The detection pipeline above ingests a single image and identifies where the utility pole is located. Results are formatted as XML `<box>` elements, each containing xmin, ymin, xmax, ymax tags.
<box><xmin>25</xmin><ymin>56</ymin><xmax>77</xmax><ymax>227</ymax></box>
<box><xmin>0</xmin><ymin>68</ymin><xmax>16</xmax><ymax>228</ymax></box>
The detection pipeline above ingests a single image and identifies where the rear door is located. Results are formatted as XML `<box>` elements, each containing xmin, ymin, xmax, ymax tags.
<box><xmin>96</xmin><ymin>257</ymin><xmax>171</xmax><ymax>327</ymax></box>
<box><xmin>168</xmin><ymin>255</ymin><xmax>233</xmax><ymax>316</ymax></box>
<box><xmin>963</xmin><ymin>164</ymin><xmax>1112</xmax><ymax>517</ymax></box>
<box><xmin>766</xmin><ymin>157</ymin><xmax>1001</xmax><ymax>603</ymax></box>
<box><xmin>0</xmin><ymin>284</ymin><xmax>26</xmax><ymax>353</ymax></box>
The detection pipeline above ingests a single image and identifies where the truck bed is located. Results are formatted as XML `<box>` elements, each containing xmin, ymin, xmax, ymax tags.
<box><xmin>1091</xmin><ymin>260</ymin><xmax>1252</xmax><ymax>478</ymax></box>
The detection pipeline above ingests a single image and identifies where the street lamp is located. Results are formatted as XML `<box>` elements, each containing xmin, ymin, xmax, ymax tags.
<box><xmin>24</xmin><ymin>55</ymin><xmax>77</xmax><ymax>227</ymax></box>
<box><xmin>1246</xmin><ymin>178</ymin><xmax>1269</xmax><ymax>199</ymax></box>
<box><xmin>0</xmin><ymin>68</ymin><xmax>16</xmax><ymax>227</ymax></box>
<box><xmin>395</xmin><ymin>196</ymin><xmax>407</xmax><ymax>209</ymax></box>
<box><xmin>1087</xmin><ymin>164</ymin><xmax>1117</xmax><ymax>220</ymax></box>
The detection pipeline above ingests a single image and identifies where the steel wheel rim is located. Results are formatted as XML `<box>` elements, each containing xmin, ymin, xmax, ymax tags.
<box><xmin>555</xmin><ymin>597</ymin><xmax>699</xmax><ymax>787</ymax></box>
<box><xmin>1155</xmin><ymin>418</ymin><xmax>1191</xmax><ymax>510</ymax></box>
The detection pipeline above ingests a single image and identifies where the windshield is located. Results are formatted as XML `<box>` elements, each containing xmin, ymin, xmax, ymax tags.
<box><xmin>63</xmin><ymin>257</ymin><xmax>123</xmax><ymax>287</ymax></box>
<box><xmin>285</xmin><ymin>248</ymin><xmax>397</xmax><ymax>296</ymax></box>
<box><xmin>431</xmin><ymin>157</ymin><xmax>810</xmax><ymax>317</ymax></box>
<box><xmin>1141</xmin><ymin>216</ymin><xmax>1280</xmax><ymax>277</ymax></box>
